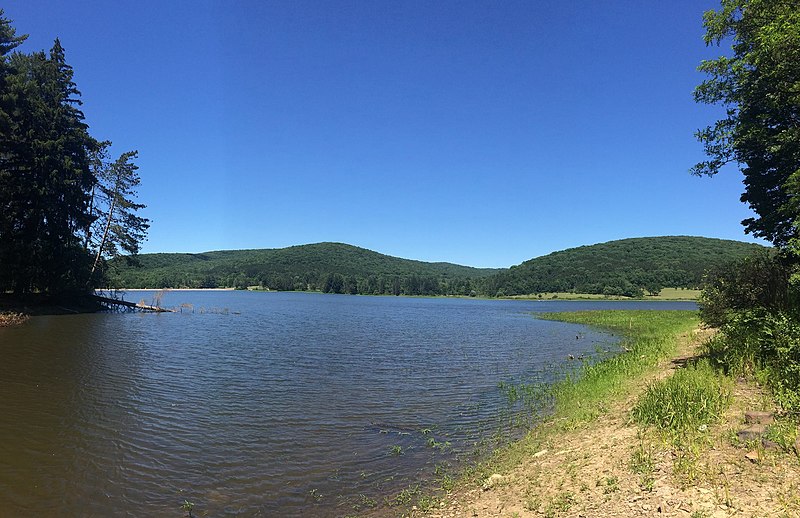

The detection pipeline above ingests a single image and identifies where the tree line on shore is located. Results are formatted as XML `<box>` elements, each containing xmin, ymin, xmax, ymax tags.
<box><xmin>0</xmin><ymin>11</ymin><xmax>147</xmax><ymax>296</ymax></box>
<box><xmin>692</xmin><ymin>0</ymin><xmax>800</xmax><ymax>414</ymax></box>
<box><xmin>106</xmin><ymin>237</ymin><xmax>763</xmax><ymax>297</ymax></box>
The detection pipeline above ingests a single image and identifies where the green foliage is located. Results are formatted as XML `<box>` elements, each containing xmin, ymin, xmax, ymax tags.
<box><xmin>0</xmin><ymin>12</ymin><xmax>146</xmax><ymax>294</ymax></box>
<box><xmin>106</xmin><ymin>241</ymin><xmax>497</xmax><ymax>293</ymax></box>
<box><xmin>693</xmin><ymin>0</ymin><xmax>800</xmax><ymax>416</ymax></box>
<box><xmin>707</xmin><ymin>309</ymin><xmax>800</xmax><ymax>412</ymax></box>
<box><xmin>0</xmin><ymin>37</ymin><xmax>97</xmax><ymax>294</ymax></box>
<box><xmin>700</xmin><ymin>250</ymin><xmax>800</xmax><ymax>412</ymax></box>
<box><xmin>87</xmin><ymin>145</ymin><xmax>149</xmax><ymax>284</ymax></box>
<box><xmin>632</xmin><ymin>360</ymin><xmax>731</xmax><ymax>434</ymax></box>
<box><xmin>485</xmin><ymin>236</ymin><xmax>763</xmax><ymax>297</ymax></box>
<box><xmin>698</xmin><ymin>249</ymin><xmax>793</xmax><ymax>327</ymax></box>
<box><xmin>109</xmin><ymin>237</ymin><xmax>765</xmax><ymax>300</ymax></box>
<box><xmin>540</xmin><ymin>310</ymin><xmax>699</xmax><ymax>426</ymax></box>
<box><xmin>693</xmin><ymin>0</ymin><xmax>800</xmax><ymax>248</ymax></box>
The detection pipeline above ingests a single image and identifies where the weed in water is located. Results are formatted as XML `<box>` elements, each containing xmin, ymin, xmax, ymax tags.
<box><xmin>389</xmin><ymin>445</ymin><xmax>403</xmax><ymax>456</ymax></box>
<box><xmin>180</xmin><ymin>499</ymin><xmax>195</xmax><ymax>518</ymax></box>
<box><xmin>388</xmin><ymin>484</ymin><xmax>421</xmax><ymax>507</ymax></box>
<box><xmin>352</xmin><ymin>493</ymin><xmax>377</xmax><ymax>510</ymax></box>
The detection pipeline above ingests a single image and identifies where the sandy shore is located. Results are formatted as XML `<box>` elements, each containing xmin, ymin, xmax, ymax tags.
<box><xmin>413</xmin><ymin>329</ymin><xmax>800</xmax><ymax>518</ymax></box>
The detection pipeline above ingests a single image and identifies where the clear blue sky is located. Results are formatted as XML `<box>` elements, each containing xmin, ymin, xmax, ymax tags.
<box><xmin>7</xmin><ymin>0</ymin><xmax>766</xmax><ymax>268</ymax></box>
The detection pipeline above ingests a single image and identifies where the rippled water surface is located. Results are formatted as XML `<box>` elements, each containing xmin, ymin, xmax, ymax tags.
<box><xmin>0</xmin><ymin>292</ymin><xmax>696</xmax><ymax>516</ymax></box>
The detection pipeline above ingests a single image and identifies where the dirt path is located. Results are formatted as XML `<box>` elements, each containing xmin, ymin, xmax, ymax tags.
<box><xmin>421</xmin><ymin>328</ymin><xmax>800</xmax><ymax>518</ymax></box>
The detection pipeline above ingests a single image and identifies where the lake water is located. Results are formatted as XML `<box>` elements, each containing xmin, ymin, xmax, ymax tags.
<box><xmin>0</xmin><ymin>291</ymin><xmax>696</xmax><ymax>516</ymax></box>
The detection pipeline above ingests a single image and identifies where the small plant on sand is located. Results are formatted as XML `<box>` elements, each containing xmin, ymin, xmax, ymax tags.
<box><xmin>544</xmin><ymin>491</ymin><xmax>575</xmax><ymax>518</ymax></box>
<box><xmin>629</xmin><ymin>439</ymin><xmax>656</xmax><ymax>491</ymax></box>
<box><xmin>598</xmin><ymin>475</ymin><xmax>619</xmax><ymax>494</ymax></box>
<box><xmin>523</xmin><ymin>490</ymin><xmax>540</xmax><ymax>512</ymax></box>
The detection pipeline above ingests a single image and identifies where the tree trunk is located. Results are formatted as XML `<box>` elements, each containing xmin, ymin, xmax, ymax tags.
<box><xmin>88</xmin><ymin>194</ymin><xmax>116</xmax><ymax>284</ymax></box>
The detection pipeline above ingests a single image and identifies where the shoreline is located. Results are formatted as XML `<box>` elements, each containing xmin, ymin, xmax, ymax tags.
<box><xmin>106</xmin><ymin>288</ymin><xmax>699</xmax><ymax>301</ymax></box>
<box><xmin>390</xmin><ymin>310</ymin><xmax>799</xmax><ymax>517</ymax></box>
<box><xmin>105</xmin><ymin>288</ymin><xmax>236</xmax><ymax>292</ymax></box>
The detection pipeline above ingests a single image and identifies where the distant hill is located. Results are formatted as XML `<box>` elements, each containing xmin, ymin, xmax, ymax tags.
<box><xmin>482</xmin><ymin>236</ymin><xmax>766</xmax><ymax>297</ymax></box>
<box><xmin>107</xmin><ymin>242</ymin><xmax>498</xmax><ymax>296</ymax></box>
<box><xmin>107</xmin><ymin>236</ymin><xmax>766</xmax><ymax>298</ymax></box>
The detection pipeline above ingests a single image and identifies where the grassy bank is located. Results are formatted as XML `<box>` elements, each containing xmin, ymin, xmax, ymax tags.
<box><xmin>505</xmin><ymin>288</ymin><xmax>700</xmax><ymax>301</ymax></box>
<box><xmin>409</xmin><ymin>309</ymin><xmax>800</xmax><ymax>517</ymax></box>
<box><xmin>538</xmin><ymin>310</ymin><xmax>699</xmax><ymax>426</ymax></box>
<box><xmin>377</xmin><ymin>310</ymin><xmax>699</xmax><ymax>515</ymax></box>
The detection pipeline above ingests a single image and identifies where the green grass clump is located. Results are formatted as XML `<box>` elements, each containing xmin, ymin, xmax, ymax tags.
<box><xmin>539</xmin><ymin>310</ymin><xmax>699</xmax><ymax>426</ymax></box>
<box><xmin>632</xmin><ymin>359</ymin><xmax>731</xmax><ymax>435</ymax></box>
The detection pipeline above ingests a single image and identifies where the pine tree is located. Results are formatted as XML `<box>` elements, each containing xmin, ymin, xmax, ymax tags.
<box><xmin>87</xmin><ymin>144</ymin><xmax>150</xmax><ymax>286</ymax></box>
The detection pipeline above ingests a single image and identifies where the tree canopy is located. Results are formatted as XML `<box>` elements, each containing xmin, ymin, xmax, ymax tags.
<box><xmin>483</xmin><ymin>236</ymin><xmax>764</xmax><ymax>298</ymax></box>
<box><xmin>107</xmin><ymin>237</ymin><xmax>761</xmax><ymax>297</ymax></box>
<box><xmin>693</xmin><ymin>1</ymin><xmax>800</xmax><ymax>414</ymax></box>
<box><xmin>0</xmin><ymin>11</ymin><xmax>147</xmax><ymax>295</ymax></box>
<box><xmin>693</xmin><ymin>0</ymin><xmax>800</xmax><ymax>249</ymax></box>
<box><xmin>107</xmin><ymin>242</ymin><xmax>496</xmax><ymax>295</ymax></box>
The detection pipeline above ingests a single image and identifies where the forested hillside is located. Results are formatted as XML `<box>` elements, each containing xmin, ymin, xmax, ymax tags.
<box><xmin>107</xmin><ymin>242</ymin><xmax>498</xmax><ymax>296</ymax></box>
<box><xmin>109</xmin><ymin>236</ymin><xmax>764</xmax><ymax>298</ymax></box>
<box><xmin>483</xmin><ymin>236</ymin><xmax>765</xmax><ymax>297</ymax></box>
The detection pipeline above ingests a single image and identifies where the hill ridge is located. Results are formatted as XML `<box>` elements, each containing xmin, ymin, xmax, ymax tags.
<box><xmin>107</xmin><ymin>236</ymin><xmax>766</xmax><ymax>297</ymax></box>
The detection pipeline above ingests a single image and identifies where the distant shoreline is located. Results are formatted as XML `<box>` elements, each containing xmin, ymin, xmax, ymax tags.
<box><xmin>105</xmin><ymin>288</ymin><xmax>700</xmax><ymax>301</ymax></box>
<box><xmin>109</xmin><ymin>288</ymin><xmax>236</xmax><ymax>292</ymax></box>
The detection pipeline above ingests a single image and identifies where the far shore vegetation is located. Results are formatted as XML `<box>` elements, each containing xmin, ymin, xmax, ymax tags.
<box><xmin>104</xmin><ymin>237</ymin><xmax>755</xmax><ymax>299</ymax></box>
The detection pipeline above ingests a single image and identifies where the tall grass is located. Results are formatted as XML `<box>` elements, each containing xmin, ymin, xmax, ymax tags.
<box><xmin>539</xmin><ymin>310</ymin><xmax>699</xmax><ymax>426</ymax></box>
<box><xmin>633</xmin><ymin>359</ymin><xmax>731</xmax><ymax>434</ymax></box>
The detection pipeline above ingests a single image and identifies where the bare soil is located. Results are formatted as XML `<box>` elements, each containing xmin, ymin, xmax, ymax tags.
<box><xmin>420</xmin><ymin>328</ymin><xmax>800</xmax><ymax>518</ymax></box>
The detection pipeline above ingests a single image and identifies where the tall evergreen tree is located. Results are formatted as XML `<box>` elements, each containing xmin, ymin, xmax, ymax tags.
<box><xmin>0</xmin><ymin>41</ymin><xmax>97</xmax><ymax>293</ymax></box>
<box><xmin>0</xmin><ymin>13</ymin><xmax>148</xmax><ymax>295</ymax></box>
<box><xmin>0</xmin><ymin>10</ymin><xmax>28</xmax><ymax>292</ymax></box>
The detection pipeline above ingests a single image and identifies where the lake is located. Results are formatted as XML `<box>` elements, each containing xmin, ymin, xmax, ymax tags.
<box><xmin>0</xmin><ymin>291</ymin><xmax>696</xmax><ymax>516</ymax></box>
